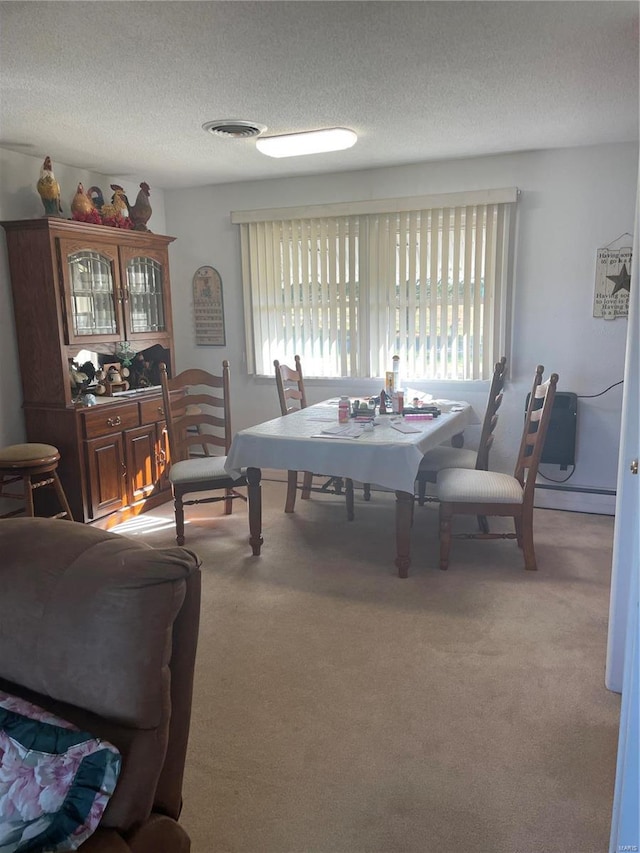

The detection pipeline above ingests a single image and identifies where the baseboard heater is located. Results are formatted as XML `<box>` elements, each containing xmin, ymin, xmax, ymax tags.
<box><xmin>535</xmin><ymin>484</ymin><xmax>616</xmax><ymax>496</ymax></box>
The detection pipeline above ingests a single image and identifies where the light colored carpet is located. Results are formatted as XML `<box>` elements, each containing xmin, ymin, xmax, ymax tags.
<box><xmin>114</xmin><ymin>481</ymin><xmax>620</xmax><ymax>853</ymax></box>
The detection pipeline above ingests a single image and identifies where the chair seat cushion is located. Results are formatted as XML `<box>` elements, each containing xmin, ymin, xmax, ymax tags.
<box><xmin>437</xmin><ymin>468</ymin><xmax>524</xmax><ymax>504</ymax></box>
<box><xmin>418</xmin><ymin>445</ymin><xmax>477</xmax><ymax>473</ymax></box>
<box><xmin>0</xmin><ymin>690</ymin><xmax>121</xmax><ymax>852</ymax></box>
<box><xmin>169</xmin><ymin>455</ymin><xmax>244</xmax><ymax>486</ymax></box>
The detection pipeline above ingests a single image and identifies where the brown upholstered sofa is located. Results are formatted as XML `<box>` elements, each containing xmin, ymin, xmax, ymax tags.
<box><xmin>0</xmin><ymin>518</ymin><xmax>201</xmax><ymax>852</ymax></box>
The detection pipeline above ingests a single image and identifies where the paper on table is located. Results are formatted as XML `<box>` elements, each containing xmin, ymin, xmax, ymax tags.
<box><xmin>312</xmin><ymin>424</ymin><xmax>363</xmax><ymax>439</ymax></box>
<box><xmin>313</xmin><ymin>433</ymin><xmax>360</xmax><ymax>439</ymax></box>
<box><xmin>390</xmin><ymin>422</ymin><xmax>422</xmax><ymax>434</ymax></box>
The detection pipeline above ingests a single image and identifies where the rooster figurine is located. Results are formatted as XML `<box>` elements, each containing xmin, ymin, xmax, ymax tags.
<box><xmin>71</xmin><ymin>183</ymin><xmax>94</xmax><ymax>218</ymax></box>
<box><xmin>128</xmin><ymin>182</ymin><xmax>152</xmax><ymax>231</ymax></box>
<box><xmin>36</xmin><ymin>156</ymin><xmax>63</xmax><ymax>217</ymax></box>
<box><xmin>101</xmin><ymin>185</ymin><xmax>129</xmax><ymax>221</ymax></box>
<box><xmin>87</xmin><ymin>186</ymin><xmax>104</xmax><ymax>212</ymax></box>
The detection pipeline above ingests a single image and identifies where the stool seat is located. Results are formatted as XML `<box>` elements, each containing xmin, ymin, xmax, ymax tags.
<box><xmin>0</xmin><ymin>442</ymin><xmax>73</xmax><ymax>520</ymax></box>
<box><xmin>0</xmin><ymin>443</ymin><xmax>60</xmax><ymax>466</ymax></box>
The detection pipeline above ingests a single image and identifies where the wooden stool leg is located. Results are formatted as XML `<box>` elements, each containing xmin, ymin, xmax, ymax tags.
<box><xmin>52</xmin><ymin>472</ymin><xmax>74</xmax><ymax>520</ymax></box>
<box><xmin>24</xmin><ymin>473</ymin><xmax>36</xmax><ymax>517</ymax></box>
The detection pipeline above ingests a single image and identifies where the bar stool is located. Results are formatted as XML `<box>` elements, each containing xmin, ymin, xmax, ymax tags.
<box><xmin>0</xmin><ymin>443</ymin><xmax>74</xmax><ymax>520</ymax></box>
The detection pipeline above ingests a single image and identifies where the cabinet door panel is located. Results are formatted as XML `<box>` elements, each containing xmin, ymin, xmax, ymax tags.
<box><xmin>120</xmin><ymin>246</ymin><xmax>172</xmax><ymax>342</ymax></box>
<box><xmin>85</xmin><ymin>433</ymin><xmax>126</xmax><ymax>519</ymax></box>
<box><xmin>58</xmin><ymin>239</ymin><xmax>124</xmax><ymax>345</ymax></box>
<box><xmin>125</xmin><ymin>424</ymin><xmax>158</xmax><ymax>505</ymax></box>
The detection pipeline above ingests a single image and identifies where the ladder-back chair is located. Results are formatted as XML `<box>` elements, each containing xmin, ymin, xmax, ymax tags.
<box><xmin>274</xmin><ymin>356</ymin><xmax>359</xmax><ymax>520</ymax></box>
<box><xmin>160</xmin><ymin>361</ymin><xmax>246</xmax><ymax>545</ymax></box>
<box><xmin>416</xmin><ymin>356</ymin><xmax>507</xmax><ymax>506</ymax></box>
<box><xmin>436</xmin><ymin>365</ymin><xmax>558</xmax><ymax>571</ymax></box>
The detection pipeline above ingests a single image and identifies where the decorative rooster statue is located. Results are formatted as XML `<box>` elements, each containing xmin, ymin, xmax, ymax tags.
<box><xmin>101</xmin><ymin>185</ymin><xmax>130</xmax><ymax>222</ymax></box>
<box><xmin>87</xmin><ymin>186</ymin><xmax>104</xmax><ymax>212</ymax></box>
<box><xmin>71</xmin><ymin>182</ymin><xmax>94</xmax><ymax>218</ymax></box>
<box><xmin>36</xmin><ymin>156</ymin><xmax>63</xmax><ymax>217</ymax></box>
<box><xmin>128</xmin><ymin>182</ymin><xmax>152</xmax><ymax>231</ymax></box>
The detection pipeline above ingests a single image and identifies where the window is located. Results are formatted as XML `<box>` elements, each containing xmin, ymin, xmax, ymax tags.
<box><xmin>233</xmin><ymin>188</ymin><xmax>518</xmax><ymax>380</ymax></box>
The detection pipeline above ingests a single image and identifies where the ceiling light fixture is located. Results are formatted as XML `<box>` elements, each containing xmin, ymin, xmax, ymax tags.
<box><xmin>256</xmin><ymin>127</ymin><xmax>357</xmax><ymax>158</ymax></box>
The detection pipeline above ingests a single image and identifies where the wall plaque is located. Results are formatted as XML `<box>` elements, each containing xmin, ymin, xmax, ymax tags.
<box><xmin>593</xmin><ymin>244</ymin><xmax>632</xmax><ymax>320</ymax></box>
<box><xmin>193</xmin><ymin>266</ymin><xmax>226</xmax><ymax>345</ymax></box>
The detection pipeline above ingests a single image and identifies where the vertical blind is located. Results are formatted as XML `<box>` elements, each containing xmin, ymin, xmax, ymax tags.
<box><xmin>235</xmin><ymin>189</ymin><xmax>517</xmax><ymax>380</ymax></box>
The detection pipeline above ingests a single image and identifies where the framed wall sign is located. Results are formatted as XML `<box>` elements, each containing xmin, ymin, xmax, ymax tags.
<box><xmin>193</xmin><ymin>266</ymin><xmax>226</xmax><ymax>345</ymax></box>
<box><xmin>593</xmin><ymin>240</ymin><xmax>632</xmax><ymax>320</ymax></box>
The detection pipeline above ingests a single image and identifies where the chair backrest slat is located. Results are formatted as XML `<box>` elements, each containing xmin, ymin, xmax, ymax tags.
<box><xmin>160</xmin><ymin>361</ymin><xmax>234</xmax><ymax>462</ymax></box>
<box><xmin>475</xmin><ymin>357</ymin><xmax>507</xmax><ymax>471</ymax></box>
<box><xmin>274</xmin><ymin>355</ymin><xmax>307</xmax><ymax>415</ymax></box>
<box><xmin>514</xmin><ymin>366</ymin><xmax>558</xmax><ymax>497</ymax></box>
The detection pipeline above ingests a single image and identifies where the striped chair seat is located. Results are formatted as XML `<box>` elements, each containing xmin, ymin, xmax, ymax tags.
<box><xmin>169</xmin><ymin>455</ymin><xmax>245</xmax><ymax>485</ymax></box>
<box><xmin>418</xmin><ymin>445</ymin><xmax>477</xmax><ymax>473</ymax></box>
<box><xmin>437</xmin><ymin>468</ymin><xmax>524</xmax><ymax>504</ymax></box>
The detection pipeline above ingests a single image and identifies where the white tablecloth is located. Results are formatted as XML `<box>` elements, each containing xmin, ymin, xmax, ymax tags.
<box><xmin>225</xmin><ymin>400</ymin><xmax>471</xmax><ymax>494</ymax></box>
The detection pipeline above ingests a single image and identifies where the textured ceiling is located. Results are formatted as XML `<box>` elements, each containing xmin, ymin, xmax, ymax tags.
<box><xmin>1</xmin><ymin>1</ymin><xmax>638</xmax><ymax>190</ymax></box>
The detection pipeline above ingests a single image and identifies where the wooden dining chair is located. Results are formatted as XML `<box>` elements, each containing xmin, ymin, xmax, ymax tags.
<box><xmin>160</xmin><ymin>361</ymin><xmax>246</xmax><ymax>545</ymax></box>
<box><xmin>416</xmin><ymin>356</ymin><xmax>507</xmax><ymax>506</ymax></box>
<box><xmin>436</xmin><ymin>365</ymin><xmax>558</xmax><ymax>572</ymax></box>
<box><xmin>274</xmin><ymin>356</ymin><xmax>357</xmax><ymax>520</ymax></box>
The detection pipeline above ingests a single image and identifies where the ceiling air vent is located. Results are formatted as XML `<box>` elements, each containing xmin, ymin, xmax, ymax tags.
<box><xmin>202</xmin><ymin>120</ymin><xmax>266</xmax><ymax>139</ymax></box>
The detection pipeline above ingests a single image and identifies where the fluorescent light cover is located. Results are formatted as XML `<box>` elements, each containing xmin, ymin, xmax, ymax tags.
<box><xmin>256</xmin><ymin>127</ymin><xmax>357</xmax><ymax>158</ymax></box>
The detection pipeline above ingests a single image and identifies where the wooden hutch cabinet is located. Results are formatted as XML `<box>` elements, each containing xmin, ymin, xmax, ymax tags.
<box><xmin>1</xmin><ymin>217</ymin><xmax>176</xmax><ymax>525</ymax></box>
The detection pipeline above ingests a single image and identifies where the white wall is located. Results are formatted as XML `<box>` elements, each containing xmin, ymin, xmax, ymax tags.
<box><xmin>0</xmin><ymin>144</ymin><xmax>636</xmax><ymax>514</ymax></box>
<box><xmin>163</xmin><ymin>142</ymin><xmax>637</xmax><ymax>513</ymax></box>
<box><xmin>0</xmin><ymin>148</ymin><xmax>166</xmax><ymax>444</ymax></box>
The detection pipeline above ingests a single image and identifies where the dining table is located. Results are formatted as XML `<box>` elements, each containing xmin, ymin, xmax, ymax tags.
<box><xmin>225</xmin><ymin>399</ymin><xmax>472</xmax><ymax>577</ymax></box>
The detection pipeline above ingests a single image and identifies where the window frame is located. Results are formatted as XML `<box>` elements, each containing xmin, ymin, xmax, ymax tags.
<box><xmin>233</xmin><ymin>187</ymin><xmax>518</xmax><ymax>381</ymax></box>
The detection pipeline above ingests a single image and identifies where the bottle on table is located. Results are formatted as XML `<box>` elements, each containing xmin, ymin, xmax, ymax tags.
<box><xmin>392</xmin><ymin>355</ymin><xmax>400</xmax><ymax>393</ymax></box>
<box><xmin>391</xmin><ymin>356</ymin><xmax>403</xmax><ymax>413</ymax></box>
<box><xmin>338</xmin><ymin>396</ymin><xmax>350</xmax><ymax>423</ymax></box>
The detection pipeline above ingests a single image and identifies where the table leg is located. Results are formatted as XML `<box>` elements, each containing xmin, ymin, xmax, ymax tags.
<box><xmin>247</xmin><ymin>467</ymin><xmax>263</xmax><ymax>556</ymax></box>
<box><xmin>394</xmin><ymin>489</ymin><xmax>414</xmax><ymax>578</ymax></box>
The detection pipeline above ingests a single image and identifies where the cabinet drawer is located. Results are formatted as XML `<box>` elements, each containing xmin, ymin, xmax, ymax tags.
<box><xmin>82</xmin><ymin>403</ymin><xmax>140</xmax><ymax>439</ymax></box>
<box><xmin>139</xmin><ymin>396</ymin><xmax>167</xmax><ymax>425</ymax></box>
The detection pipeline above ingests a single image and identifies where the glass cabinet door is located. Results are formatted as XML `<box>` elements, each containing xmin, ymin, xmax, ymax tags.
<box><xmin>125</xmin><ymin>256</ymin><xmax>167</xmax><ymax>334</ymax></box>
<box><xmin>67</xmin><ymin>250</ymin><xmax>119</xmax><ymax>337</ymax></box>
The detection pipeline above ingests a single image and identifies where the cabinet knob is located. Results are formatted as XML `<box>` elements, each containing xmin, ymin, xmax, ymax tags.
<box><xmin>158</xmin><ymin>406</ymin><xmax>165</xmax><ymax>416</ymax></box>
<box><xmin>107</xmin><ymin>416</ymin><xmax>122</xmax><ymax>427</ymax></box>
